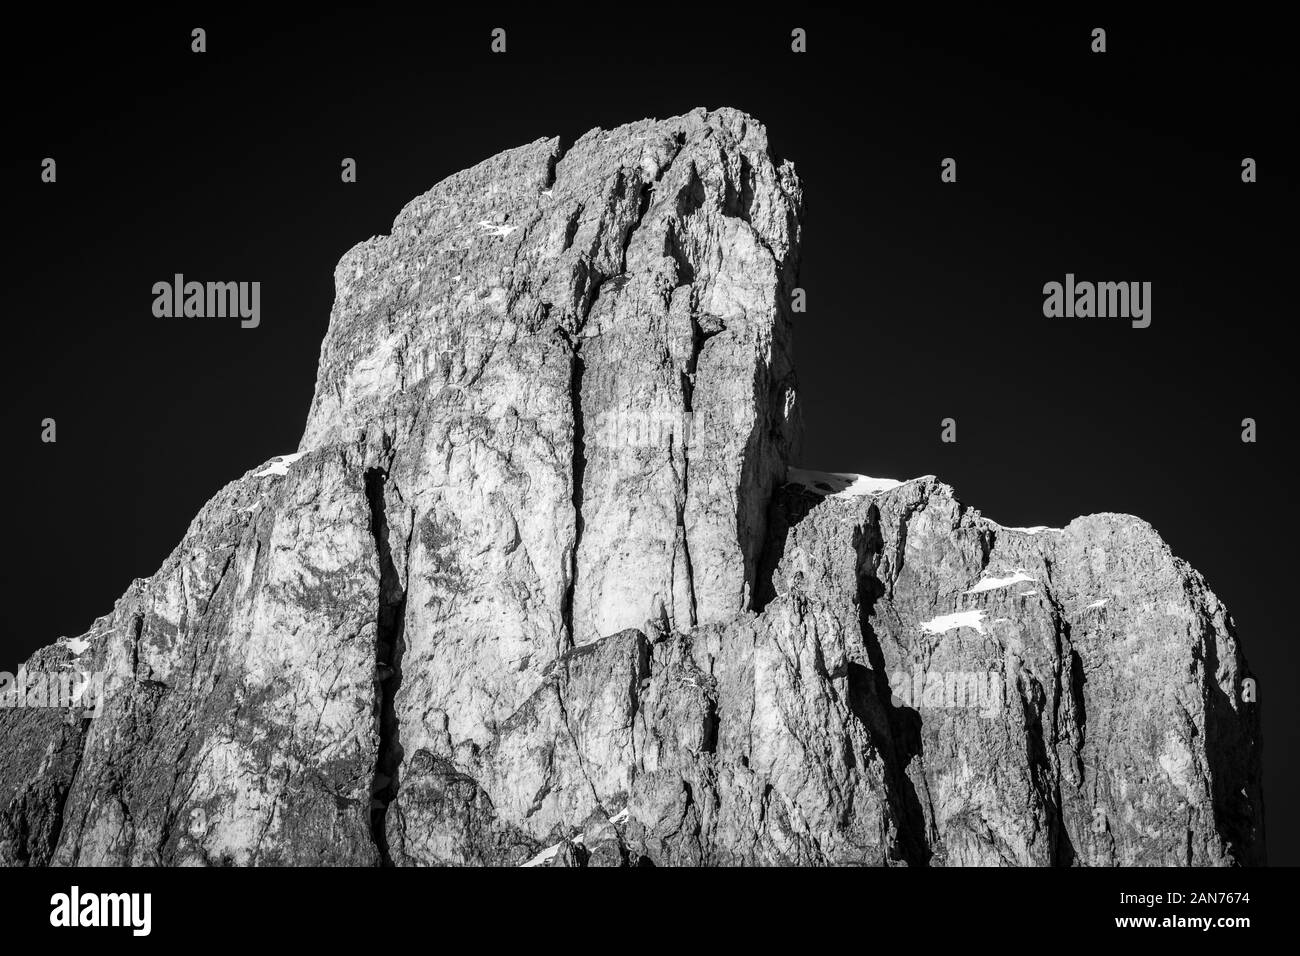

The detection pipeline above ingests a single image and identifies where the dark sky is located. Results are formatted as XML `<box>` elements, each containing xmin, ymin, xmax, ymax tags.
<box><xmin>5</xmin><ymin>11</ymin><xmax>1295</xmax><ymax>862</ymax></box>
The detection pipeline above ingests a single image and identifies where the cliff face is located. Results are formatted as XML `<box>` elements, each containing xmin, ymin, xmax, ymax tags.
<box><xmin>0</xmin><ymin>108</ymin><xmax>1263</xmax><ymax>866</ymax></box>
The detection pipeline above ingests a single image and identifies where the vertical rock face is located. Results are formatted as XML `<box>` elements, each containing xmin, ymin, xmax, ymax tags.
<box><xmin>0</xmin><ymin>108</ymin><xmax>1262</xmax><ymax>867</ymax></box>
<box><xmin>769</xmin><ymin>477</ymin><xmax>1264</xmax><ymax>866</ymax></box>
<box><xmin>293</xmin><ymin>108</ymin><xmax>803</xmax><ymax>862</ymax></box>
<box><xmin>1</xmin><ymin>453</ymin><xmax>384</xmax><ymax>865</ymax></box>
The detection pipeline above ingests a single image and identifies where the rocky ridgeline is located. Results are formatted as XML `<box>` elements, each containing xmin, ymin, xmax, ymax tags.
<box><xmin>0</xmin><ymin>108</ymin><xmax>1263</xmax><ymax>866</ymax></box>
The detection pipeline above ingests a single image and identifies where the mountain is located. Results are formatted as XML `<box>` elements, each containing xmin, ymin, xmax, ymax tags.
<box><xmin>0</xmin><ymin>108</ymin><xmax>1263</xmax><ymax>866</ymax></box>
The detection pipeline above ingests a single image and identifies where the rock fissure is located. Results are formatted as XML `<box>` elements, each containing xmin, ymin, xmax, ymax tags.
<box><xmin>364</xmin><ymin>467</ymin><xmax>407</xmax><ymax>866</ymax></box>
<box><xmin>558</xmin><ymin>327</ymin><xmax>586</xmax><ymax>650</ymax></box>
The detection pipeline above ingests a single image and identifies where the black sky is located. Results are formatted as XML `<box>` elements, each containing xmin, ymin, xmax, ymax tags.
<box><xmin>4</xmin><ymin>10</ymin><xmax>1295</xmax><ymax>862</ymax></box>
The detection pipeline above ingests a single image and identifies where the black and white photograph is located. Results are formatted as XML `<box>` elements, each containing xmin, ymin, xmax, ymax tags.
<box><xmin>1</xmin><ymin>7</ymin><xmax>1294</xmax><ymax>941</ymax></box>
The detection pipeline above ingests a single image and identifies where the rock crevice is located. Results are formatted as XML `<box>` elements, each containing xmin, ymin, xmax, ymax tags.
<box><xmin>365</xmin><ymin>467</ymin><xmax>408</xmax><ymax>866</ymax></box>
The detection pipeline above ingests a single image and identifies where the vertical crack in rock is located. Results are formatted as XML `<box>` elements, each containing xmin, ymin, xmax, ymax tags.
<box><xmin>364</xmin><ymin>467</ymin><xmax>406</xmax><ymax>866</ymax></box>
<box><xmin>129</xmin><ymin>611</ymin><xmax>143</xmax><ymax>680</ymax></box>
<box><xmin>544</xmin><ymin>134</ymin><xmax>572</xmax><ymax>191</ymax></box>
<box><xmin>1038</xmin><ymin>560</ymin><xmax>1079</xmax><ymax>866</ymax></box>
<box><xmin>851</xmin><ymin>511</ymin><xmax>932</xmax><ymax>866</ymax></box>
<box><xmin>675</xmin><ymin>484</ymin><xmax>698</xmax><ymax>628</ymax></box>
<box><xmin>558</xmin><ymin>328</ymin><xmax>586</xmax><ymax>651</ymax></box>
<box><xmin>665</xmin><ymin>155</ymin><xmax>703</xmax><ymax>626</ymax></box>
<box><xmin>557</xmin><ymin>137</ymin><xmax>685</xmax><ymax>647</ymax></box>
<box><xmin>676</xmin><ymin>309</ymin><xmax>722</xmax><ymax>628</ymax></box>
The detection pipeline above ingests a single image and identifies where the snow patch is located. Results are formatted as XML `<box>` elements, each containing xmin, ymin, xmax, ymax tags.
<box><xmin>609</xmin><ymin>808</ymin><xmax>629</xmax><ymax>824</ymax></box>
<box><xmin>60</xmin><ymin>638</ymin><xmax>91</xmax><ymax>656</ymax></box>
<box><xmin>521</xmin><ymin>833</ymin><xmax>584</xmax><ymax>868</ymax></box>
<box><xmin>965</xmin><ymin>569</ymin><xmax>1037</xmax><ymax>594</ymax></box>
<box><xmin>253</xmin><ymin>453</ymin><xmax>306</xmax><ymax>479</ymax></box>
<box><xmin>476</xmin><ymin>219</ymin><xmax>517</xmax><ymax>237</ymax></box>
<box><xmin>1085</xmin><ymin>599</ymin><xmax>1109</xmax><ymax>609</ymax></box>
<box><xmin>787</xmin><ymin>468</ymin><xmax>930</xmax><ymax>499</ymax></box>
<box><xmin>919</xmin><ymin>610</ymin><xmax>986</xmax><ymax>635</ymax></box>
<box><xmin>521</xmin><ymin>844</ymin><xmax>559</xmax><ymax>868</ymax></box>
<box><xmin>993</xmin><ymin>523</ymin><xmax>1060</xmax><ymax>535</ymax></box>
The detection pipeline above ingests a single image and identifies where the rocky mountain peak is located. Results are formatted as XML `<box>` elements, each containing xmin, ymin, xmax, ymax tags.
<box><xmin>0</xmin><ymin>109</ymin><xmax>1263</xmax><ymax>867</ymax></box>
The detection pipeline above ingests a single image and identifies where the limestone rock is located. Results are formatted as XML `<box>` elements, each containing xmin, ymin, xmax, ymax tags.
<box><xmin>0</xmin><ymin>108</ymin><xmax>1262</xmax><ymax>867</ymax></box>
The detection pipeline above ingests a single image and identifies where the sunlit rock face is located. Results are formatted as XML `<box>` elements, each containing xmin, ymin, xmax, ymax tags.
<box><xmin>0</xmin><ymin>109</ymin><xmax>1262</xmax><ymax>868</ymax></box>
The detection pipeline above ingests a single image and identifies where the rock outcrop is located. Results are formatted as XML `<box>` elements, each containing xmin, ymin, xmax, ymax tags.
<box><xmin>0</xmin><ymin>108</ymin><xmax>1263</xmax><ymax>866</ymax></box>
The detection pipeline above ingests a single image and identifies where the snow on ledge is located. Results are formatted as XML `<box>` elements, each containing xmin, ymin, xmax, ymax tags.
<box><xmin>59</xmin><ymin>637</ymin><xmax>91</xmax><ymax>656</ymax></box>
<box><xmin>521</xmin><ymin>833</ymin><xmax>584</xmax><ymax>868</ymax></box>
<box><xmin>787</xmin><ymin>468</ymin><xmax>931</xmax><ymax>499</ymax></box>
<box><xmin>521</xmin><ymin>843</ymin><xmax>560</xmax><ymax>868</ymax></box>
<box><xmin>965</xmin><ymin>570</ymin><xmax>1036</xmax><ymax>594</ymax></box>
<box><xmin>991</xmin><ymin>522</ymin><xmax>1060</xmax><ymax>535</ymax></box>
<box><xmin>919</xmin><ymin>609</ymin><xmax>986</xmax><ymax>635</ymax></box>
<box><xmin>476</xmin><ymin>219</ymin><xmax>518</xmax><ymax>237</ymax></box>
<box><xmin>253</xmin><ymin>453</ymin><xmax>306</xmax><ymax>479</ymax></box>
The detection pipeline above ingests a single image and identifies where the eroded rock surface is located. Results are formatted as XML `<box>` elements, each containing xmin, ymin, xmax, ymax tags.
<box><xmin>0</xmin><ymin>108</ymin><xmax>1262</xmax><ymax>866</ymax></box>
